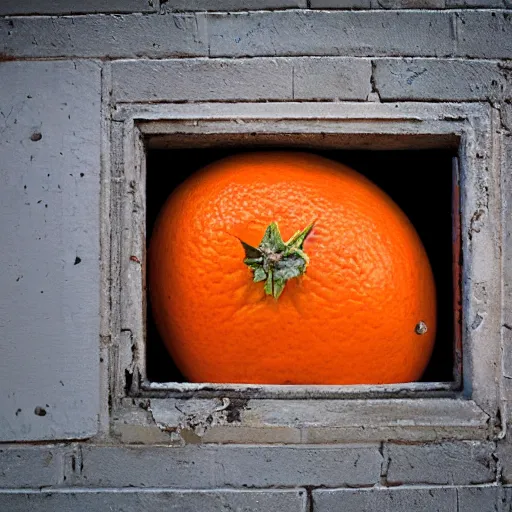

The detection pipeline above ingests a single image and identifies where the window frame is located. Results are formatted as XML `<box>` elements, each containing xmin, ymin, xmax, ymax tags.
<box><xmin>107</xmin><ymin>102</ymin><xmax>502</xmax><ymax>444</ymax></box>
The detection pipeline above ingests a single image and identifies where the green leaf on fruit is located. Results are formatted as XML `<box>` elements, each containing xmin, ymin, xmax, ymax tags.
<box><xmin>239</xmin><ymin>220</ymin><xmax>315</xmax><ymax>299</ymax></box>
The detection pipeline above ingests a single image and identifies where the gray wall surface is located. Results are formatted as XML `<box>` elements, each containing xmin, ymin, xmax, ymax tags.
<box><xmin>1</xmin><ymin>1</ymin><xmax>511</xmax><ymax>511</ymax></box>
<box><xmin>0</xmin><ymin>61</ymin><xmax>101</xmax><ymax>441</ymax></box>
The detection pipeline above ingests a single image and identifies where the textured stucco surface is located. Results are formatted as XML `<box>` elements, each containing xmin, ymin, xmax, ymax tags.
<box><xmin>0</xmin><ymin>1</ymin><xmax>511</xmax><ymax>510</ymax></box>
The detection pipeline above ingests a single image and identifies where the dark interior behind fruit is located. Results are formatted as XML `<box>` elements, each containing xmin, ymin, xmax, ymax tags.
<box><xmin>146</xmin><ymin>148</ymin><xmax>457</xmax><ymax>384</ymax></box>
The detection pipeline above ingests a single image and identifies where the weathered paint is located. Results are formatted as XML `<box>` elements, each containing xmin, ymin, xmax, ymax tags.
<box><xmin>0</xmin><ymin>4</ymin><xmax>511</xmax><ymax>510</ymax></box>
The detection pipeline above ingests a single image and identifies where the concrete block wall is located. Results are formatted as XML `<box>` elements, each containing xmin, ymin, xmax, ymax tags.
<box><xmin>1</xmin><ymin>1</ymin><xmax>512</xmax><ymax>510</ymax></box>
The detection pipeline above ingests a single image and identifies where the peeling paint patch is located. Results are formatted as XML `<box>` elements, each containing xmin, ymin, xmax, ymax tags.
<box><xmin>471</xmin><ymin>313</ymin><xmax>484</xmax><ymax>331</ymax></box>
<box><xmin>225</xmin><ymin>398</ymin><xmax>250</xmax><ymax>423</ymax></box>
<box><xmin>469</xmin><ymin>208</ymin><xmax>486</xmax><ymax>238</ymax></box>
<box><xmin>148</xmin><ymin>397</ymin><xmax>249</xmax><ymax>443</ymax></box>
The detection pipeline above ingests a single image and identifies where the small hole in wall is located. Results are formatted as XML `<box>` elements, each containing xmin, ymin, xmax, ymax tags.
<box><xmin>146</xmin><ymin>148</ymin><xmax>456</xmax><ymax>384</ymax></box>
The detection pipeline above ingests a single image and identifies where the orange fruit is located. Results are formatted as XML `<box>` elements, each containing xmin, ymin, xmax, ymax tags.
<box><xmin>149</xmin><ymin>152</ymin><xmax>436</xmax><ymax>385</ymax></box>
